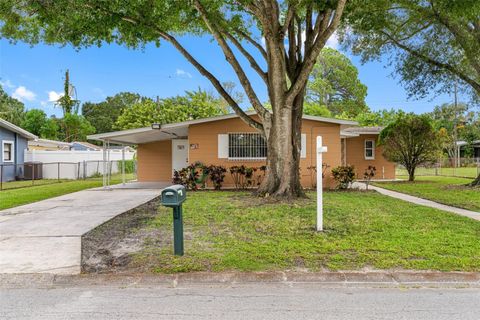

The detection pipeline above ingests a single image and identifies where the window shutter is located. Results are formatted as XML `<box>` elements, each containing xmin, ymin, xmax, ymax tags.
<box><xmin>301</xmin><ymin>134</ymin><xmax>307</xmax><ymax>158</ymax></box>
<box><xmin>218</xmin><ymin>134</ymin><xmax>229</xmax><ymax>158</ymax></box>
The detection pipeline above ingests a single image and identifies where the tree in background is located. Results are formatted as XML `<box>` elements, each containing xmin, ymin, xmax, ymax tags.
<box><xmin>82</xmin><ymin>92</ymin><xmax>144</xmax><ymax>134</ymax></box>
<box><xmin>115</xmin><ymin>89</ymin><xmax>226</xmax><ymax>130</ymax></box>
<box><xmin>429</xmin><ymin>103</ymin><xmax>476</xmax><ymax>159</ymax></box>
<box><xmin>20</xmin><ymin>109</ymin><xmax>59</xmax><ymax>139</ymax></box>
<box><xmin>0</xmin><ymin>0</ymin><xmax>348</xmax><ymax>198</ymax></box>
<box><xmin>0</xmin><ymin>85</ymin><xmax>25</xmax><ymax>125</ymax></box>
<box><xmin>60</xmin><ymin>113</ymin><xmax>95</xmax><ymax>142</ymax></box>
<box><xmin>379</xmin><ymin>114</ymin><xmax>442</xmax><ymax>182</ymax></box>
<box><xmin>307</xmin><ymin>48</ymin><xmax>368</xmax><ymax>117</ymax></box>
<box><xmin>346</xmin><ymin>109</ymin><xmax>404</xmax><ymax>127</ymax></box>
<box><xmin>303</xmin><ymin>102</ymin><xmax>332</xmax><ymax>118</ymax></box>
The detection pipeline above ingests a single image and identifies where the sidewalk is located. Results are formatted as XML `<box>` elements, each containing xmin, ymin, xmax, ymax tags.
<box><xmin>353</xmin><ymin>182</ymin><xmax>480</xmax><ymax>221</ymax></box>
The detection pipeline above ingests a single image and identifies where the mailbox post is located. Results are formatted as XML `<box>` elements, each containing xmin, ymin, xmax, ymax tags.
<box><xmin>161</xmin><ymin>185</ymin><xmax>187</xmax><ymax>256</ymax></box>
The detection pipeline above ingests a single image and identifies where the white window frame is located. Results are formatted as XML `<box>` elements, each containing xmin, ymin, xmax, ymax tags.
<box><xmin>364</xmin><ymin>139</ymin><xmax>375</xmax><ymax>160</ymax></box>
<box><xmin>2</xmin><ymin>140</ymin><xmax>14</xmax><ymax>163</ymax></box>
<box><xmin>227</xmin><ymin>132</ymin><xmax>267</xmax><ymax>160</ymax></box>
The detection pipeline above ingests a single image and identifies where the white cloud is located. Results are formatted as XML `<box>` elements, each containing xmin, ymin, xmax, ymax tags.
<box><xmin>12</xmin><ymin>86</ymin><xmax>36</xmax><ymax>102</ymax></box>
<box><xmin>175</xmin><ymin>69</ymin><xmax>192</xmax><ymax>79</ymax></box>
<box><xmin>325</xmin><ymin>31</ymin><xmax>339</xmax><ymax>49</ymax></box>
<box><xmin>48</xmin><ymin>90</ymin><xmax>64</xmax><ymax>102</ymax></box>
<box><xmin>0</xmin><ymin>79</ymin><xmax>15</xmax><ymax>89</ymax></box>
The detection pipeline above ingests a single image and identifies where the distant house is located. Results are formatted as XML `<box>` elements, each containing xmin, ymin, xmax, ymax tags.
<box><xmin>28</xmin><ymin>138</ymin><xmax>72</xmax><ymax>151</ymax></box>
<box><xmin>457</xmin><ymin>140</ymin><xmax>480</xmax><ymax>158</ymax></box>
<box><xmin>71</xmin><ymin>141</ymin><xmax>102</xmax><ymax>151</ymax></box>
<box><xmin>0</xmin><ymin>118</ymin><xmax>37</xmax><ymax>181</ymax></box>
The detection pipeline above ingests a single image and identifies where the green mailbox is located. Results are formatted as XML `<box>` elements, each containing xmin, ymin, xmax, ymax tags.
<box><xmin>161</xmin><ymin>185</ymin><xmax>186</xmax><ymax>256</ymax></box>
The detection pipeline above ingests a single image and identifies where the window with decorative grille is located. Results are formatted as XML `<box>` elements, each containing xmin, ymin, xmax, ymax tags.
<box><xmin>228</xmin><ymin>133</ymin><xmax>267</xmax><ymax>159</ymax></box>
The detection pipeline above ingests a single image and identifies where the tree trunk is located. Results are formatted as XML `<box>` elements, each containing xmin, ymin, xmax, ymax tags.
<box><xmin>257</xmin><ymin>95</ymin><xmax>305</xmax><ymax>199</ymax></box>
<box><xmin>407</xmin><ymin>167</ymin><xmax>415</xmax><ymax>182</ymax></box>
<box><xmin>469</xmin><ymin>174</ymin><xmax>480</xmax><ymax>187</ymax></box>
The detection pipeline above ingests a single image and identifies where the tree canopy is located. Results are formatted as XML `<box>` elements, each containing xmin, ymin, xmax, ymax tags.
<box><xmin>0</xmin><ymin>85</ymin><xmax>25</xmax><ymax>125</ymax></box>
<box><xmin>82</xmin><ymin>92</ymin><xmax>144</xmax><ymax>134</ymax></box>
<box><xmin>343</xmin><ymin>0</ymin><xmax>480</xmax><ymax>102</ymax></box>
<box><xmin>307</xmin><ymin>48</ymin><xmax>368</xmax><ymax>117</ymax></box>
<box><xmin>115</xmin><ymin>89</ymin><xmax>227</xmax><ymax>130</ymax></box>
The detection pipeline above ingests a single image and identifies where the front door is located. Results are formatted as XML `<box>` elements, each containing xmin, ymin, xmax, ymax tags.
<box><xmin>172</xmin><ymin>139</ymin><xmax>189</xmax><ymax>173</ymax></box>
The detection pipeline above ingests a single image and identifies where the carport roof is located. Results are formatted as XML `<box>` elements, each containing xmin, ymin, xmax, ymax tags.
<box><xmin>87</xmin><ymin>111</ymin><xmax>358</xmax><ymax>145</ymax></box>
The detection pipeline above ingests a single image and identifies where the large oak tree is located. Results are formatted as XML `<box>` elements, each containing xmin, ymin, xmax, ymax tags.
<box><xmin>0</xmin><ymin>0</ymin><xmax>347</xmax><ymax>198</ymax></box>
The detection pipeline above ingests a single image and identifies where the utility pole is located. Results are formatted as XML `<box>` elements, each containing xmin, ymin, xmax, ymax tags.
<box><xmin>453</xmin><ymin>80</ymin><xmax>459</xmax><ymax>168</ymax></box>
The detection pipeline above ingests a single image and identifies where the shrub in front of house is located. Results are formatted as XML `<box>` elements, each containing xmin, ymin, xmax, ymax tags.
<box><xmin>172</xmin><ymin>162</ymin><xmax>209</xmax><ymax>190</ymax></box>
<box><xmin>207</xmin><ymin>165</ymin><xmax>227</xmax><ymax>190</ymax></box>
<box><xmin>331</xmin><ymin>165</ymin><xmax>356</xmax><ymax>189</ymax></box>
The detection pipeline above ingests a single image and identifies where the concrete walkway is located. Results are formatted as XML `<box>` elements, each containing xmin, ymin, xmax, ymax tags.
<box><xmin>0</xmin><ymin>188</ymin><xmax>161</xmax><ymax>274</ymax></box>
<box><xmin>354</xmin><ymin>182</ymin><xmax>480</xmax><ymax>221</ymax></box>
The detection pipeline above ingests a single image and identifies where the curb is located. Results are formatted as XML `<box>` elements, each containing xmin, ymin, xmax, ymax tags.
<box><xmin>2</xmin><ymin>271</ymin><xmax>480</xmax><ymax>289</ymax></box>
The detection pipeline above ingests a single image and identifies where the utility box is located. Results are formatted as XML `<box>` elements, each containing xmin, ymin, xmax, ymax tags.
<box><xmin>24</xmin><ymin>162</ymin><xmax>43</xmax><ymax>180</ymax></box>
<box><xmin>161</xmin><ymin>184</ymin><xmax>187</xmax><ymax>256</ymax></box>
<box><xmin>161</xmin><ymin>185</ymin><xmax>186</xmax><ymax>207</ymax></box>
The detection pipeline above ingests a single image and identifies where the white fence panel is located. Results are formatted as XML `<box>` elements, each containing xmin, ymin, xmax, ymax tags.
<box><xmin>24</xmin><ymin>150</ymin><xmax>135</xmax><ymax>179</ymax></box>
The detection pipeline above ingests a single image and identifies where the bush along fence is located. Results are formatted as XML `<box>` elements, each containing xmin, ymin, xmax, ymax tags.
<box><xmin>0</xmin><ymin>160</ymin><xmax>136</xmax><ymax>191</ymax></box>
<box><xmin>396</xmin><ymin>157</ymin><xmax>480</xmax><ymax>179</ymax></box>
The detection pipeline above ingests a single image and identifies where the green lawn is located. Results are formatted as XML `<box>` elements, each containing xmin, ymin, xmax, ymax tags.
<box><xmin>0</xmin><ymin>174</ymin><xmax>134</xmax><ymax>210</ymax></box>
<box><xmin>373</xmin><ymin>176</ymin><xmax>480</xmax><ymax>212</ymax></box>
<box><xmin>396</xmin><ymin>167</ymin><xmax>479</xmax><ymax>178</ymax></box>
<box><xmin>131</xmin><ymin>190</ymin><xmax>480</xmax><ymax>273</ymax></box>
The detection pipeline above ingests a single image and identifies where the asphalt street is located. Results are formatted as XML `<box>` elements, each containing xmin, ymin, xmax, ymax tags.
<box><xmin>1</xmin><ymin>283</ymin><xmax>479</xmax><ymax>320</ymax></box>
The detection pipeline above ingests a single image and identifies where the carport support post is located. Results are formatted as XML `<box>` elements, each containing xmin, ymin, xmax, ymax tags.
<box><xmin>316</xmin><ymin>136</ymin><xmax>328</xmax><ymax>232</ymax></box>
<box><xmin>102</xmin><ymin>140</ymin><xmax>107</xmax><ymax>189</ymax></box>
<box><xmin>122</xmin><ymin>145</ymin><xmax>125</xmax><ymax>185</ymax></box>
<box><xmin>173</xmin><ymin>205</ymin><xmax>184</xmax><ymax>256</ymax></box>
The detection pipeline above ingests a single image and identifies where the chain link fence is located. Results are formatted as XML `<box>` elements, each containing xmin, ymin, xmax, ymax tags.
<box><xmin>0</xmin><ymin>160</ymin><xmax>137</xmax><ymax>191</ymax></box>
<box><xmin>396</xmin><ymin>158</ymin><xmax>480</xmax><ymax>179</ymax></box>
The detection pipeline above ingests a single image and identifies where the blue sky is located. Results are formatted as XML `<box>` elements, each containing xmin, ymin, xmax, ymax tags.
<box><xmin>0</xmin><ymin>34</ymin><xmax>458</xmax><ymax>118</ymax></box>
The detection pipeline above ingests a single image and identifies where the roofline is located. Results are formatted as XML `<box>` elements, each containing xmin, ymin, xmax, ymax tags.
<box><xmin>0</xmin><ymin>118</ymin><xmax>37</xmax><ymax>140</ymax></box>
<box><xmin>30</xmin><ymin>138</ymin><xmax>72</xmax><ymax>146</ymax></box>
<box><xmin>88</xmin><ymin>112</ymin><xmax>358</xmax><ymax>141</ymax></box>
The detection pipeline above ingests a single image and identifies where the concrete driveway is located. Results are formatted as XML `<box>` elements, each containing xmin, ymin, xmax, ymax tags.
<box><xmin>0</xmin><ymin>188</ymin><xmax>161</xmax><ymax>274</ymax></box>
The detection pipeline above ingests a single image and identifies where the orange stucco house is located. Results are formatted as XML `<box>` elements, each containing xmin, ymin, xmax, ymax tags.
<box><xmin>88</xmin><ymin>112</ymin><xmax>395</xmax><ymax>188</ymax></box>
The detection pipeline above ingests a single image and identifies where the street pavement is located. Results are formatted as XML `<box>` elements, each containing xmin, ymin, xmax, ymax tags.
<box><xmin>1</xmin><ymin>282</ymin><xmax>479</xmax><ymax>319</ymax></box>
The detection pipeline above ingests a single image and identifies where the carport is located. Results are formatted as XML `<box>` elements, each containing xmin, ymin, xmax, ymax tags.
<box><xmin>88</xmin><ymin>122</ymin><xmax>189</xmax><ymax>188</ymax></box>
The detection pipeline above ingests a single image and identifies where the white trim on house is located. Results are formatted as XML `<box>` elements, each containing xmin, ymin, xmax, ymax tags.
<box><xmin>364</xmin><ymin>139</ymin><xmax>375</xmax><ymax>160</ymax></box>
<box><xmin>2</xmin><ymin>140</ymin><xmax>14</xmax><ymax>163</ymax></box>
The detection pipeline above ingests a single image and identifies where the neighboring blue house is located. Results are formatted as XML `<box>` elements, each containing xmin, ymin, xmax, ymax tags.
<box><xmin>0</xmin><ymin>118</ymin><xmax>37</xmax><ymax>182</ymax></box>
<box><xmin>71</xmin><ymin>141</ymin><xmax>102</xmax><ymax>151</ymax></box>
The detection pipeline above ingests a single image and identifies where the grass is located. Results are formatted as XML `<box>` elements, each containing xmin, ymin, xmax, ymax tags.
<box><xmin>396</xmin><ymin>167</ymin><xmax>479</xmax><ymax>178</ymax></box>
<box><xmin>0</xmin><ymin>178</ymin><xmax>71</xmax><ymax>190</ymax></box>
<box><xmin>0</xmin><ymin>174</ymin><xmax>134</xmax><ymax>210</ymax></box>
<box><xmin>131</xmin><ymin>190</ymin><xmax>480</xmax><ymax>273</ymax></box>
<box><xmin>373</xmin><ymin>176</ymin><xmax>480</xmax><ymax>212</ymax></box>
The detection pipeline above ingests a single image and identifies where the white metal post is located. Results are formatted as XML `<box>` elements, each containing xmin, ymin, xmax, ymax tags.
<box><xmin>122</xmin><ymin>145</ymin><xmax>126</xmax><ymax>185</ymax></box>
<box><xmin>102</xmin><ymin>140</ymin><xmax>106</xmax><ymax>188</ymax></box>
<box><xmin>316</xmin><ymin>136</ymin><xmax>328</xmax><ymax>232</ymax></box>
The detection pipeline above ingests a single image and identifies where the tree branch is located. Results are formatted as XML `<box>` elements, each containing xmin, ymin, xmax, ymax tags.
<box><xmin>235</xmin><ymin>29</ymin><xmax>268</xmax><ymax>61</ymax></box>
<box><xmin>193</xmin><ymin>0</ymin><xmax>268</xmax><ymax>121</ymax></box>
<box><xmin>286</xmin><ymin>0</ymin><xmax>347</xmax><ymax>104</ymax></box>
<box><xmin>382</xmin><ymin>31</ymin><xmax>480</xmax><ymax>95</ymax></box>
<box><xmin>223</xmin><ymin>31</ymin><xmax>268</xmax><ymax>84</ymax></box>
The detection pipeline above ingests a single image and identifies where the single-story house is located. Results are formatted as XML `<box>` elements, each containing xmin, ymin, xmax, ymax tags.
<box><xmin>0</xmin><ymin>118</ymin><xmax>37</xmax><ymax>181</ymax></box>
<box><xmin>71</xmin><ymin>141</ymin><xmax>102</xmax><ymax>151</ymax></box>
<box><xmin>88</xmin><ymin>112</ymin><xmax>395</xmax><ymax>188</ymax></box>
<box><xmin>457</xmin><ymin>140</ymin><xmax>480</xmax><ymax>158</ymax></box>
<box><xmin>28</xmin><ymin>138</ymin><xmax>72</xmax><ymax>151</ymax></box>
